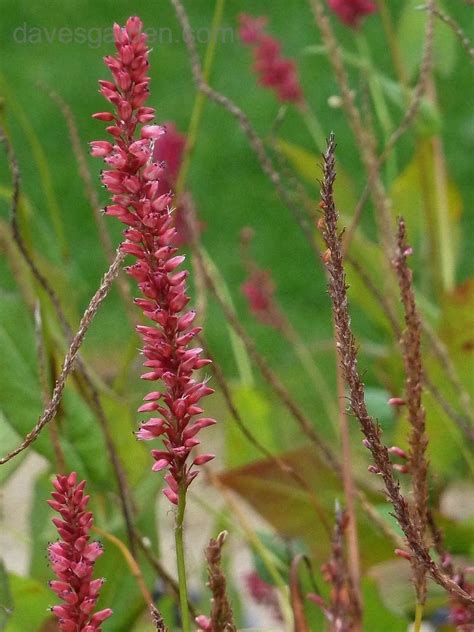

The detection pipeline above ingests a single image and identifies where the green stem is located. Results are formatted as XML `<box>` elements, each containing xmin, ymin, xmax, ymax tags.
<box><xmin>355</xmin><ymin>33</ymin><xmax>397</xmax><ymax>185</ymax></box>
<box><xmin>175</xmin><ymin>0</ymin><xmax>226</xmax><ymax>199</ymax></box>
<box><xmin>175</xmin><ymin>482</ymin><xmax>191</xmax><ymax>632</ymax></box>
<box><xmin>298</xmin><ymin>103</ymin><xmax>326</xmax><ymax>153</ymax></box>
<box><xmin>414</xmin><ymin>602</ymin><xmax>424</xmax><ymax>632</ymax></box>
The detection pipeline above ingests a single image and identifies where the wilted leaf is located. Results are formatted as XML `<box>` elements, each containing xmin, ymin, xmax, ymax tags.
<box><xmin>218</xmin><ymin>446</ymin><xmax>394</xmax><ymax>568</ymax></box>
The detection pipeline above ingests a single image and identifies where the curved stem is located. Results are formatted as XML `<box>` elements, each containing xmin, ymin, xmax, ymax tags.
<box><xmin>175</xmin><ymin>482</ymin><xmax>191</xmax><ymax>632</ymax></box>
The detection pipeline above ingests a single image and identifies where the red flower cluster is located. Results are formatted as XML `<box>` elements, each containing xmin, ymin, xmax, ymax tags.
<box><xmin>47</xmin><ymin>472</ymin><xmax>112</xmax><ymax>631</ymax></box>
<box><xmin>91</xmin><ymin>17</ymin><xmax>216</xmax><ymax>504</ymax></box>
<box><xmin>238</xmin><ymin>13</ymin><xmax>303</xmax><ymax>104</ymax></box>
<box><xmin>327</xmin><ymin>0</ymin><xmax>377</xmax><ymax>28</ymax></box>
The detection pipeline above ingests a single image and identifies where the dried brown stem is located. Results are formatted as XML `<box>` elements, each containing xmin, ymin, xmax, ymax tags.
<box><xmin>319</xmin><ymin>133</ymin><xmax>473</xmax><ymax>606</ymax></box>
<box><xmin>393</xmin><ymin>218</ymin><xmax>430</xmax><ymax>604</ymax></box>
<box><xmin>326</xmin><ymin>508</ymin><xmax>359</xmax><ymax>631</ymax></box>
<box><xmin>150</xmin><ymin>605</ymin><xmax>169</xmax><ymax>631</ymax></box>
<box><xmin>420</xmin><ymin>4</ymin><xmax>474</xmax><ymax>63</ymax></box>
<box><xmin>34</xmin><ymin>302</ymin><xmax>66</xmax><ymax>473</ymax></box>
<box><xmin>0</xmin><ymin>247</ymin><xmax>124</xmax><ymax>465</ymax></box>
<box><xmin>347</xmin><ymin>257</ymin><xmax>474</xmax><ymax>442</ymax></box>
<box><xmin>201</xmin><ymin>531</ymin><xmax>237</xmax><ymax>632</ymax></box>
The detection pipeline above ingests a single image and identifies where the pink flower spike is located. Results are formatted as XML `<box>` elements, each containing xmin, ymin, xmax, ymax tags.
<box><xmin>141</xmin><ymin>125</ymin><xmax>165</xmax><ymax>139</ymax></box>
<box><xmin>47</xmin><ymin>473</ymin><xmax>112</xmax><ymax>631</ymax></box>
<box><xmin>195</xmin><ymin>614</ymin><xmax>213</xmax><ymax>631</ymax></box>
<box><xmin>89</xmin><ymin>141</ymin><xmax>113</xmax><ymax>157</ymax></box>
<box><xmin>92</xmin><ymin>17</ymin><xmax>217</xmax><ymax>503</ymax></box>
<box><xmin>238</xmin><ymin>14</ymin><xmax>268</xmax><ymax>44</ymax></box>
<box><xmin>238</xmin><ymin>14</ymin><xmax>303</xmax><ymax>104</ymax></box>
<box><xmin>193</xmin><ymin>453</ymin><xmax>215</xmax><ymax>466</ymax></box>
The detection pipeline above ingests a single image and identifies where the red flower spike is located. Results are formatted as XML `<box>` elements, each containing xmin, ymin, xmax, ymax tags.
<box><xmin>327</xmin><ymin>0</ymin><xmax>377</xmax><ymax>28</ymax></box>
<box><xmin>238</xmin><ymin>13</ymin><xmax>303</xmax><ymax>104</ymax></box>
<box><xmin>47</xmin><ymin>473</ymin><xmax>112</xmax><ymax>631</ymax></box>
<box><xmin>91</xmin><ymin>17</ymin><xmax>217</xmax><ymax>503</ymax></box>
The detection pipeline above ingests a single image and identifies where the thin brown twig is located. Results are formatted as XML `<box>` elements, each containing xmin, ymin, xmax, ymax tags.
<box><xmin>419</xmin><ymin>3</ymin><xmax>474</xmax><ymax>63</ymax></box>
<box><xmin>93</xmin><ymin>525</ymin><xmax>153</xmax><ymax>605</ymax></box>
<box><xmin>347</xmin><ymin>256</ymin><xmax>474</xmax><ymax>442</ymax></box>
<box><xmin>0</xmin><ymin>247</ymin><xmax>124</xmax><ymax>465</ymax></box>
<box><xmin>393</xmin><ymin>218</ymin><xmax>429</xmax><ymax>605</ymax></box>
<box><xmin>150</xmin><ymin>605</ymin><xmax>169</xmax><ymax>631</ymax></box>
<box><xmin>334</xmin><ymin>342</ymin><xmax>362</xmax><ymax>626</ymax></box>
<box><xmin>34</xmin><ymin>302</ymin><xmax>66</xmax><ymax>473</ymax></box>
<box><xmin>319</xmin><ymin>132</ymin><xmax>473</xmax><ymax>605</ymax></box>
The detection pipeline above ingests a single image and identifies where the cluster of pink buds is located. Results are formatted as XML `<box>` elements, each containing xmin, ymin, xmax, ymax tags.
<box><xmin>47</xmin><ymin>472</ymin><xmax>112</xmax><ymax>631</ymax></box>
<box><xmin>238</xmin><ymin>13</ymin><xmax>304</xmax><ymax>104</ymax></box>
<box><xmin>327</xmin><ymin>0</ymin><xmax>377</xmax><ymax>28</ymax></box>
<box><xmin>91</xmin><ymin>17</ymin><xmax>216</xmax><ymax>504</ymax></box>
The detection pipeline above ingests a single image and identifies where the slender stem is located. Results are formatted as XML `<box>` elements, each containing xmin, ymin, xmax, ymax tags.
<box><xmin>175</xmin><ymin>0</ymin><xmax>226</xmax><ymax>199</ymax></box>
<box><xmin>355</xmin><ymin>33</ymin><xmax>397</xmax><ymax>184</ymax></box>
<box><xmin>414</xmin><ymin>602</ymin><xmax>424</xmax><ymax>632</ymax></box>
<box><xmin>175</xmin><ymin>482</ymin><xmax>191</xmax><ymax>632</ymax></box>
<box><xmin>298</xmin><ymin>102</ymin><xmax>326</xmax><ymax>152</ymax></box>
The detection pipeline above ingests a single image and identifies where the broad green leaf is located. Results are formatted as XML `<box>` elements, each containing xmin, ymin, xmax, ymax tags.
<box><xmin>225</xmin><ymin>385</ymin><xmax>278</xmax><ymax>468</ymax></box>
<box><xmin>4</xmin><ymin>575</ymin><xmax>51</xmax><ymax>632</ymax></box>
<box><xmin>100</xmin><ymin>395</ymin><xmax>150</xmax><ymax>487</ymax></box>
<box><xmin>397</xmin><ymin>0</ymin><xmax>458</xmax><ymax>80</ymax></box>
<box><xmin>390</xmin><ymin>141</ymin><xmax>462</xmax><ymax>290</ymax></box>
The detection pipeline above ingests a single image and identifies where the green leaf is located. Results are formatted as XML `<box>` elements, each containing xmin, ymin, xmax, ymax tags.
<box><xmin>362</xmin><ymin>577</ymin><xmax>408</xmax><ymax>631</ymax></box>
<box><xmin>4</xmin><ymin>575</ymin><xmax>51</xmax><ymax>632</ymax></box>
<box><xmin>389</xmin><ymin>141</ymin><xmax>462</xmax><ymax>289</ymax></box>
<box><xmin>0</xmin><ymin>562</ymin><xmax>13</xmax><ymax>631</ymax></box>
<box><xmin>225</xmin><ymin>385</ymin><xmax>277</xmax><ymax>468</ymax></box>
<box><xmin>397</xmin><ymin>0</ymin><xmax>458</xmax><ymax>80</ymax></box>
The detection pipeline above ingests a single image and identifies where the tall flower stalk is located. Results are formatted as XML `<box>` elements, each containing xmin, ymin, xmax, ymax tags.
<box><xmin>90</xmin><ymin>17</ymin><xmax>217</xmax><ymax>630</ymax></box>
<box><xmin>47</xmin><ymin>472</ymin><xmax>112</xmax><ymax>631</ymax></box>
